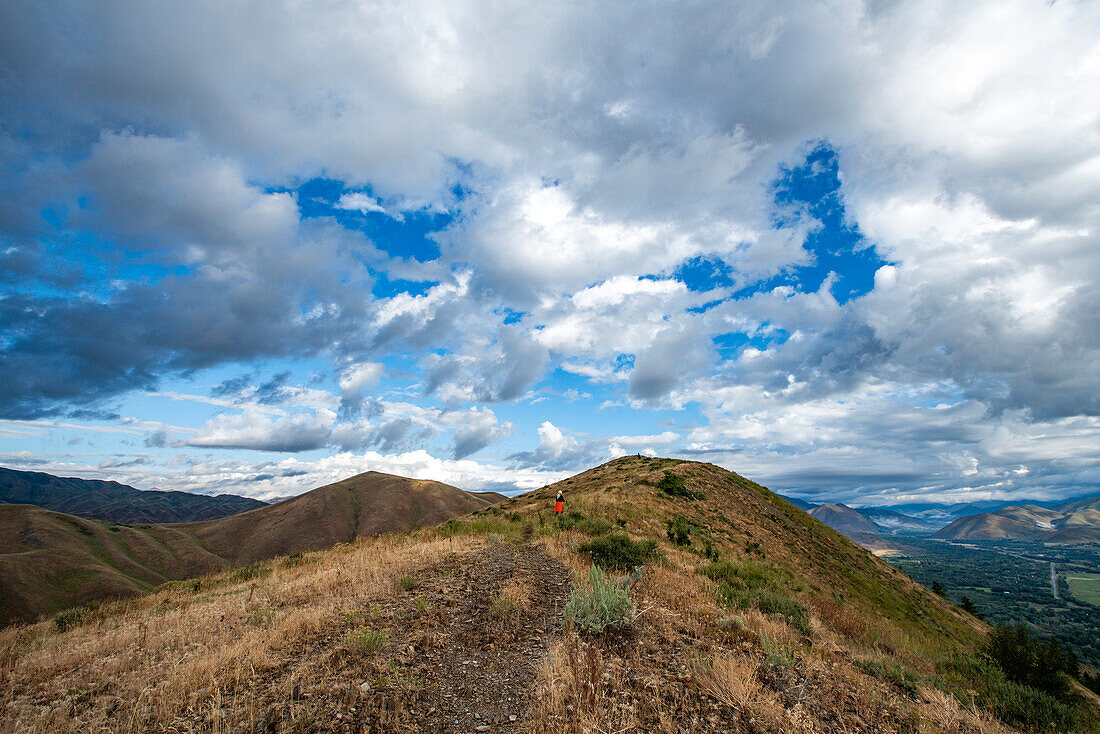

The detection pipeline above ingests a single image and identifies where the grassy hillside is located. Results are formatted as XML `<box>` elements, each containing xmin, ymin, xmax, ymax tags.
<box><xmin>0</xmin><ymin>471</ymin><xmax>497</xmax><ymax>625</ymax></box>
<box><xmin>0</xmin><ymin>467</ymin><xmax>265</xmax><ymax>523</ymax></box>
<box><xmin>1</xmin><ymin>456</ymin><xmax>1096</xmax><ymax>733</ymax></box>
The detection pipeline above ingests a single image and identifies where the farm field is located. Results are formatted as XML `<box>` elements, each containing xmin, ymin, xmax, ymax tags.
<box><xmin>1067</xmin><ymin>572</ymin><xmax>1100</xmax><ymax>606</ymax></box>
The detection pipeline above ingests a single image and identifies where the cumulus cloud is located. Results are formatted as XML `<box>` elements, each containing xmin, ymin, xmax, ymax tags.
<box><xmin>187</xmin><ymin>409</ymin><xmax>337</xmax><ymax>452</ymax></box>
<box><xmin>2</xmin><ymin>0</ymin><xmax>1099</xmax><ymax>503</ymax></box>
<box><xmin>339</xmin><ymin>362</ymin><xmax>385</xmax><ymax>412</ymax></box>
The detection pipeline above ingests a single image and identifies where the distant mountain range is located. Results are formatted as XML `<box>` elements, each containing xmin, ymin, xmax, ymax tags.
<box><xmin>0</xmin><ymin>467</ymin><xmax>266</xmax><ymax>523</ymax></box>
<box><xmin>0</xmin><ymin>470</ymin><xmax>499</xmax><ymax>625</ymax></box>
<box><xmin>934</xmin><ymin>495</ymin><xmax>1100</xmax><ymax>543</ymax></box>
<box><xmin>781</xmin><ymin>491</ymin><xmax>1100</xmax><ymax>544</ymax></box>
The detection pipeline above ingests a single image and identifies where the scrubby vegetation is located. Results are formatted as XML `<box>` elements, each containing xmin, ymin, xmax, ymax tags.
<box><xmin>578</xmin><ymin>532</ymin><xmax>659</xmax><ymax>570</ymax></box>
<box><xmin>985</xmin><ymin>623</ymin><xmax>1078</xmax><ymax>696</ymax></box>
<box><xmin>657</xmin><ymin>470</ymin><xmax>705</xmax><ymax>500</ymax></box>
<box><xmin>564</xmin><ymin>565</ymin><xmax>636</xmax><ymax>634</ymax></box>
<box><xmin>665</xmin><ymin>513</ymin><xmax>694</xmax><ymax>545</ymax></box>
<box><xmin>699</xmin><ymin>560</ymin><xmax>811</xmax><ymax>634</ymax></box>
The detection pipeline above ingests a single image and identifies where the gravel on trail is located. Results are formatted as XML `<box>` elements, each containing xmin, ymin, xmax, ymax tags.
<box><xmin>353</xmin><ymin>542</ymin><xmax>572</xmax><ymax>733</ymax></box>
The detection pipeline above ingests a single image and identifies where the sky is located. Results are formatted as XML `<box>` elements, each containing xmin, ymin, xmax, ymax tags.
<box><xmin>1</xmin><ymin>0</ymin><xmax>1098</xmax><ymax>506</ymax></box>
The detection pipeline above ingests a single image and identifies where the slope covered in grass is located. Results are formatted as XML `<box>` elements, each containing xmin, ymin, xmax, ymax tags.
<box><xmin>0</xmin><ymin>471</ymin><xmax>498</xmax><ymax>625</ymax></box>
<box><xmin>3</xmin><ymin>456</ymin><xmax>1096</xmax><ymax>733</ymax></box>
<box><xmin>0</xmin><ymin>467</ymin><xmax>265</xmax><ymax>523</ymax></box>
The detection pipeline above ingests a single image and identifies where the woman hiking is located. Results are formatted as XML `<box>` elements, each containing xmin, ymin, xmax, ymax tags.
<box><xmin>553</xmin><ymin>490</ymin><xmax>565</xmax><ymax>515</ymax></box>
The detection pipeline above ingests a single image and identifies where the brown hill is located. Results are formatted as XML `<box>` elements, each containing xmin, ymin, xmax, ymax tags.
<box><xmin>2</xmin><ymin>456</ymin><xmax>1096</xmax><ymax>733</ymax></box>
<box><xmin>808</xmin><ymin>502</ymin><xmax>883</xmax><ymax>536</ymax></box>
<box><xmin>0</xmin><ymin>471</ymin><xmax>496</xmax><ymax>625</ymax></box>
<box><xmin>935</xmin><ymin>498</ymin><xmax>1100</xmax><ymax>542</ymax></box>
<box><xmin>182</xmin><ymin>471</ymin><xmax>499</xmax><ymax>564</ymax></box>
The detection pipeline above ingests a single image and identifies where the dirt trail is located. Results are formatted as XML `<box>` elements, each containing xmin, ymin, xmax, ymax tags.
<box><xmin>351</xmin><ymin>542</ymin><xmax>571</xmax><ymax>732</ymax></box>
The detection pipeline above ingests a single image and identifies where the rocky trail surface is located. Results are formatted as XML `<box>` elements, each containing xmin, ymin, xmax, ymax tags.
<box><xmin>391</xmin><ymin>542</ymin><xmax>572</xmax><ymax>732</ymax></box>
<box><xmin>256</xmin><ymin>541</ymin><xmax>572</xmax><ymax>733</ymax></box>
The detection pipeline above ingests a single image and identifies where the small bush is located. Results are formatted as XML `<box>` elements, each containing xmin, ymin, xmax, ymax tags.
<box><xmin>556</xmin><ymin>510</ymin><xmax>614</xmax><ymax>536</ymax></box>
<box><xmin>284</xmin><ymin>552</ymin><xmax>303</xmax><ymax>568</ymax></box>
<box><xmin>229</xmin><ymin>562</ymin><xmax>270</xmax><ymax>583</ymax></box>
<box><xmin>565</xmin><ymin>566</ymin><xmax>635</xmax><ymax>634</ymax></box>
<box><xmin>665</xmin><ymin>514</ymin><xmax>693</xmax><ymax>546</ymax></box>
<box><xmin>249</xmin><ymin>607</ymin><xmax>276</xmax><ymax>627</ymax></box>
<box><xmin>700</xmin><ymin>561</ymin><xmax>809</xmax><ymax>633</ymax></box>
<box><xmin>657</xmin><ymin>471</ymin><xmax>704</xmax><ymax>500</ymax></box>
<box><xmin>579</xmin><ymin>532</ymin><xmax>659</xmax><ymax>570</ymax></box>
<box><xmin>347</xmin><ymin>626</ymin><xmax>388</xmax><ymax>656</ymax></box>
<box><xmin>700</xmin><ymin>560</ymin><xmax>775</xmax><ymax>591</ymax></box>
<box><xmin>399</xmin><ymin>575</ymin><xmax>417</xmax><ymax>591</ymax></box>
<box><xmin>53</xmin><ymin>607</ymin><xmax>84</xmax><ymax>632</ymax></box>
<box><xmin>755</xmin><ymin>592</ymin><xmax>810</xmax><ymax>634</ymax></box>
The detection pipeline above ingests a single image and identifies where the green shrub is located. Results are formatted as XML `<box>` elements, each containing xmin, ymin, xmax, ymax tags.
<box><xmin>941</xmin><ymin>652</ymin><xmax>1082</xmax><ymax>733</ymax></box>
<box><xmin>556</xmin><ymin>510</ymin><xmax>613</xmax><ymax>536</ymax></box>
<box><xmin>755</xmin><ymin>591</ymin><xmax>810</xmax><ymax>634</ymax></box>
<box><xmin>284</xmin><ymin>552</ymin><xmax>303</xmax><ymax>567</ymax></box>
<box><xmin>657</xmin><ymin>471</ymin><xmax>704</xmax><ymax>500</ymax></box>
<box><xmin>699</xmin><ymin>561</ymin><xmax>809</xmax><ymax>633</ymax></box>
<box><xmin>346</xmin><ymin>626</ymin><xmax>388</xmax><ymax>656</ymax></box>
<box><xmin>53</xmin><ymin>607</ymin><xmax>85</xmax><ymax>632</ymax></box>
<box><xmin>980</xmin><ymin>676</ymin><xmax>1078</xmax><ymax>732</ymax></box>
<box><xmin>579</xmin><ymin>532</ymin><xmax>658</xmax><ymax>570</ymax></box>
<box><xmin>984</xmin><ymin>624</ymin><xmax>1077</xmax><ymax>697</ymax></box>
<box><xmin>399</xmin><ymin>575</ymin><xmax>417</xmax><ymax>591</ymax></box>
<box><xmin>665</xmin><ymin>514</ymin><xmax>693</xmax><ymax>545</ymax></box>
<box><xmin>229</xmin><ymin>562</ymin><xmax>270</xmax><ymax>583</ymax></box>
<box><xmin>565</xmin><ymin>566</ymin><xmax>635</xmax><ymax>634</ymax></box>
<box><xmin>700</xmin><ymin>560</ymin><xmax>775</xmax><ymax>590</ymax></box>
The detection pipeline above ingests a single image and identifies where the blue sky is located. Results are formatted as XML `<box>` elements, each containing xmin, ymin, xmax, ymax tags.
<box><xmin>1</xmin><ymin>0</ymin><xmax>1099</xmax><ymax>505</ymax></box>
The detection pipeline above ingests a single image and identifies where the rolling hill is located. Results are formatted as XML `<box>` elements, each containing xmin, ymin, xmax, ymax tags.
<box><xmin>4</xmin><ymin>456</ymin><xmax>1094</xmax><ymax>733</ymax></box>
<box><xmin>0</xmin><ymin>466</ymin><xmax>265</xmax><ymax>523</ymax></box>
<box><xmin>808</xmin><ymin>502</ymin><xmax>883</xmax><ymax>535</ymax></box>
<box><xmin>935</xmin><ymin>494</ymin><xmax>1100</xmax><ymax>542</ymax></box>
<box><xmin>0</xmin><ymin>471</ymin><xmax>498</xmax><ymax>625</ymax></box>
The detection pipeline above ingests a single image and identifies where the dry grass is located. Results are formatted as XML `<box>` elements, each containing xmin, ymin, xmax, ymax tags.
<box><xmin>489</xmin><ymin>576</ymin><xmax>532</xmax><ymax>625</ymax></box>
<box><xmin>916</xmin><ymin>686</ymin><xmax>1006</xmax><ymax>734</ymax></box>
<box><xmin>527</xmin><ymin>633</ymin><xmax>640</xmax><ymax>734</ymax></box>
<box><xmin>698</xmin><ymin>652</ymin><xmax>760</xmax><ymax>711</ymax></box>
<box><xmin>0</xmin><ymin>533</ymin><xmax>478</xmax><ymax>733</ymax></box>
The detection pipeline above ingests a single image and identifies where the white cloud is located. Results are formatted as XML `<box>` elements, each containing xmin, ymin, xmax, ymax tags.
<box><xmin>187</xmin><ymin>409</ymin><xmax>337</xmax><ymax>452</ymax></box>
<box><xmin>335</xmin><ymin>192</ymin><xmax>387</xmax><ymax>215</ymax></box>
<box><xmin>3</xmin><ymin>0</ymin><xmax>1100</xmax><ymax>504</ymax></box>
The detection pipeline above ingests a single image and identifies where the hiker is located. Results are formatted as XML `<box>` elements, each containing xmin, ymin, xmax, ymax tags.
<box><xmin>554</xmin><ymin>490</ymin><xmax>565</xmax><ymax>515</ymax></box>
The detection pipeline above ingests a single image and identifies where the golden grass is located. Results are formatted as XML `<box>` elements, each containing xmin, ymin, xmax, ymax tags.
<box><xmin>0</xmin><ymin>533</ymin><xmax>479</xmax><ymax>733</ymax></box>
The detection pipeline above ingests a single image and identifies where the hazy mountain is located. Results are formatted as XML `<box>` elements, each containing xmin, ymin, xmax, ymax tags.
<box><xmin>808</xmin><ymin>503</ymin><xmax>883</xmax><ymax>535</ymax></box>
<box><xmin>777</xmin><ymin>493</ymin><xmax>818</xmax><ymax>511</ymax></box>
<box><xmin>857</xmin><ymin>507</ymin><xmax>937</xmax><ymax>532</ymax></box>
<box><xmin>0</xmin><ymin>467</ymin><xmax>265</xmax><ymax>523</ymax></box>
